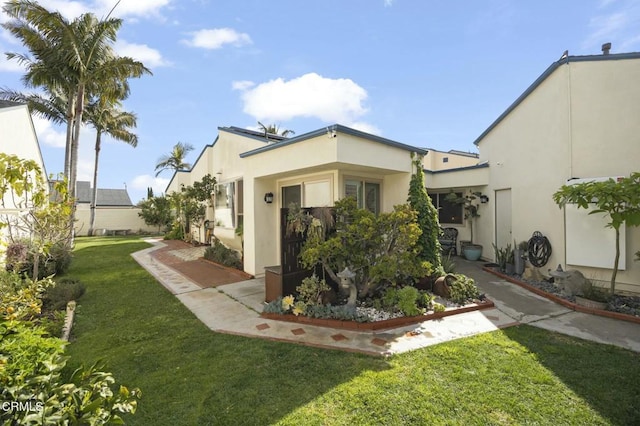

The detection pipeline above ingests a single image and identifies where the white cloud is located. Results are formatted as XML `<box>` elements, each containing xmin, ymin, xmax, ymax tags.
<box><xmin>131</xmin><ymin>174</ymin><xmax>170</xmax><ymax>196</ymax></box>
<box><xmin>182</xmin><ymin>28</ymin><xmax>252</xmax><ymax>49</ymax></box>
<box><xmin>237</xmin><ymin>72</ymin><xmax>369</xmax><ymax>123</ymax></box>
<box><xmin>33</xmin><ymin>0</ymin><xmax>171</xmax><ymax>20</ymax></box>
<box><xmin>34</xmin><ymin>0</ymin><xmax>89</xmax><ymax>19</ymax></box>
<box><xmin>231</xmin><ymin>80</ymin><xmax>255</xmax><ymax>91</ymax></box>
<box><xmin>94</xmin><ymin>0</ymin><xmax>172</xmax><ymax>19</ymax></box>
<box><xmin>384</xmin><ymin>0</ymin><xmax>394</xmax><ymax>7</ymax></box>
<box><xmin>32</xmin><ymin>116</ymin><xmax>66</xmax><ymax>148</ymax></box>
<box><xmin>115</xmin><ymin>40</ymin><xmax>170</xmax><ymax>68</ymax></box>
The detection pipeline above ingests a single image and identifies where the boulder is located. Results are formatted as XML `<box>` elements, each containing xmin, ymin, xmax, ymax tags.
<box><xmin>552</xmin><ymin>269</ymin><xmax>588</xmax><ymax>297</ymax></box>
<box><xmin>522</xmin><ymin>265</ymin><xmax>546</xmax><ymax>282</ymax></box>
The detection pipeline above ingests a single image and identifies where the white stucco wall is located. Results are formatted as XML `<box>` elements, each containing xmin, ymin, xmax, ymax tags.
<box><xmin>1</xmin><ymin>104</ymin><xmax>49</xmax><ymax>256</ymax></box>
<box><xmin>423</xmin><ymin>150</ymin><xmax>480</xmax><ymax>171</ymax></box>
<box><xmin>74</xmin><ymin>205</ymin><xmax>155</xmax><ymax>236</ymax></box>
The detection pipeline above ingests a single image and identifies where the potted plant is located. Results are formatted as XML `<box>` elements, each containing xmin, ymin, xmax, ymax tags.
<box><xmin>505</xmin><ymin>246</ymin><xmax>515</xmax><ymax>275</ymax></box>
<box><xmin>492</xmin><ymin>243</ymin><xmax>511</xmax><ymax>273</ymax></box>
<box><xmin>514</xmin><ymin>240</ymin><xmax>528</xmax><ymax>275</ymax></box>
<box><xmin>446</xmin><ymin>191</ymin><xmax>485</xmax><ymax>261</ymax></box>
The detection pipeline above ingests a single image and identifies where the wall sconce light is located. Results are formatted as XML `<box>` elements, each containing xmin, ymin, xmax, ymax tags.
<box><xmin>480</xmin><ymin>195</ymin><xmax>489</xmax><ymax>204</ymax></box>
<box><xmin>264</xmin><ymin>192</ymin><xmax>274</xmax><ymax>204</ymax></box>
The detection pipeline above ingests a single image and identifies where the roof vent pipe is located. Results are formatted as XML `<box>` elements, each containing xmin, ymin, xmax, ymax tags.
<box><xmin>602</xmin><ymin>42</ymin><xmax>611</xmax><ymax>55</ymax></box>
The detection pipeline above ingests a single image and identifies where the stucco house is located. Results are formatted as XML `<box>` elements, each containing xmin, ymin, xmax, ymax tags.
<box><xmin>0</xmin><ymin>100</ymin><xmax>49</xmax><ymax>254</ymax></box>
<box><xmin>165</xmin><ymin>125</ymin><xmax>431</xmax><ymax>278</ymax></box>
<box><xmin>428</xmin><ymin>46</ymin><xmax>640</xmax><ymax>294</ymax></box>
<box><xmin>167</xmin><ymin>46</ymin><xmax>639</xmax><ymax>294</ymax></box>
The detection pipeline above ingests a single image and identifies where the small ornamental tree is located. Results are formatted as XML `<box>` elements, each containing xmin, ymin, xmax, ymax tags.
<box><xmin>165</xmin><ymin>174</ymin><xmax>216</xmax><ymax>242</ymax></box>
<box><xmin>138</xmin><ymin>196</ymin><xmax>173</xmax><ymax>233</ymax></box>
<box><xmin>407</xmin><ymin>154</ymin><xmax>442</xmax><ymax>274</ymax></box>
<box><xmin>300</xmin><ymin>197</ymin><xmax>432</xmax><ymax>305</ymax></box>
<box><xmin>553</xmin><ymin>173</ymin><xmax>640</xmax><ymax>295</ymax></box>
<box><xmin>0</xmin><ymin>153</ymin><xmax>74</xmax><ymax>279</ymax></box>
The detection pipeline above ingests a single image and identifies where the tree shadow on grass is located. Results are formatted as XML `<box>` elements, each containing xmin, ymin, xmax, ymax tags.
<box><xmin>502</xmin><ymin>325</ymin><xmax>640</xmax><ymax>425</ymax></box>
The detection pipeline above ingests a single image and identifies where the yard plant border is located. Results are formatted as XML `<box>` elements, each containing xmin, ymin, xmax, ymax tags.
<box><xmin>484</xmin><ymin>266</ymin><xmax>640</xmax><ymax>324</ymax></box>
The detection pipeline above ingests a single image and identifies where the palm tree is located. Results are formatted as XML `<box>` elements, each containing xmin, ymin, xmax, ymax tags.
<box><xmin>155</xmin><ymin>142</ymin><xmax>195</xmax><ymax>177</ymax></box>
<box><xmin>257</xmin><ymin>121</ymin><xmax>295</xmax><ymax>138</ymax></box>
<box><xmin>2</xmin><ymin>1</ymin><xmax>151</xmax><ymax>202</ymax></box>
<box><xmin>85</xmin><ymin>98</ymin><xmax>138</xmax><ymax>236</ymax></box>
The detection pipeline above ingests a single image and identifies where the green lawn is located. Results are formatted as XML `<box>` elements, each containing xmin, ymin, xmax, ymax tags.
<box><xmin>63</xmin><ymin>237</ymin><xmax>640</xmax><ymax>425</ymax></box>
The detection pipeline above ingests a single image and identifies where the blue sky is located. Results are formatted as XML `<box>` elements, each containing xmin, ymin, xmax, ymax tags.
<box><xmin>2</xmin><ymin>0</ymin><xmax>640</xmax><ymax>203</ymax></box>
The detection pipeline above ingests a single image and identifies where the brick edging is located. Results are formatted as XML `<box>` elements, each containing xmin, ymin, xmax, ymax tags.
<box><xmin>482</xmin><ymin>267</ymin><xmax>640</xmax><ymax>325</ymax></box>
<box><xmin>200</xmin><ymin>257</ymin><xmax>254</xmax><ymax>280</ymax></box>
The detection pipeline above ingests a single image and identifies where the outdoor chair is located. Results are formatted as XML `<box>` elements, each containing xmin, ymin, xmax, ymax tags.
<box><xmin>439</xmin><ymin>227</ymin><xmax>458</xmax><ymax>256</ymax></box>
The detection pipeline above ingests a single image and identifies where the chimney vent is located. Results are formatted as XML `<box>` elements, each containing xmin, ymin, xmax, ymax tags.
<box><xmin>602</xmin><ymin>42</ymin><xmax>611</xmax><ymax>55</ymax></box>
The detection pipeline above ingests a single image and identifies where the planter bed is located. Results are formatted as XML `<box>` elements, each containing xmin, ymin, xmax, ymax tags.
<box><xmin>261</xmin><ymin>298</ymin><xmax>495</xmax><ymax>331</ymax></box>
<box><xmin>483</xmin><ymin>266</ymin><xmax>640</xmax><ymax>325</ymax></box>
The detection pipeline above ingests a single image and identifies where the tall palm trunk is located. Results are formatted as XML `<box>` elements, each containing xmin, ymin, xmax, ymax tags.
<box><xmin>64</xmin><ymin>88</ymin><xmax>76</xmax><ymax>182</ymax></box>
<box><xmin>69</xmin><ymin>84</ymin><xmax>85</xmax><ymax>201</ymax></box>
<box><xmin>89</xmin><ymin>130</ymin><xmax>102</xmax><ymax>236</ymax></box>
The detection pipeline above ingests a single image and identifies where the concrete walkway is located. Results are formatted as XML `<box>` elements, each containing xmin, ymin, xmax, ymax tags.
<box><xmin>132</xmin><ymin>239</ymin><xmax>640</xmax><ymax>356</ymax></box>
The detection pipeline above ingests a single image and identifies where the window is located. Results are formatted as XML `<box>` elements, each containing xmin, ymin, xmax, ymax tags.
<box><xmin>443</xmin><ymin>157</ymin><xmax>449</xmax><ymax>163</ymax></box>
<box><xmin>429</xmin><ymin>192</ymin><xmax>463</xmax><ymax>224</ymax></box>
<box><xmin>282</xmin><ymin>185</ymin><xmax>301</xmax><ymax>208</ymax></box>
<box><xmin>214</xmin><ymin>181</ymin><xmax>238</xmax><ymax>228</ymax></box>
<box><xmin>345</xmin><ymin>179</ymin><xmax>380</xmax><ymax>215</ymax></box>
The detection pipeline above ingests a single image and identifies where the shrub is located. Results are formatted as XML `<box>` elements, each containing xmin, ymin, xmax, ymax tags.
<box><xmin>0</xmin><ymin>329</ymin><xmax>140</xmax><ymax>425</ymax></box>
<box><xmin>433</xmin><ymin>302</ymin><xmax>446</xmax><ymax>313</ymax></box>
<box><xmin>301</xmin><ymin>197</ymin><xmax>432</xmax><ymax>301</ymax></box>
<box><xmin>448</xmin><ymin>274</ymin><xmax>480</xmax><ymax>305</ymax></box>
<box><xmin>164</xmin><ymin>222</ymin><xmax>184</xmax><ymax>240</ymax></box>
<box><xmin>4</xmin><ymin>240</ymin><xmax>72</xmax><ymax>279</ymax></box>
<box><xmin>0</xmin><ymin>270</ymin><xmax>140</xmax><ymax>424</ymax></box>
<box><xmin>43</xmin><ymin>278</ymin><xmax>86</xmax><ymax>311</ymax></box>
<box><xmin>381</xmin><ymin>286</ymin><xmax>433</xmax><ymax>316</ymax></box>
<box><xmin>204</xmin><ymin>239</ymin><xmax>242</xmax><ymax>269</ymax></box>
<box><xmin>296</xmin><ymin>275</ymin><xmax>331</xmax><ymax>307</ymax></box>
<box><xmin>0</xmin><ymin>270</ymin><xmax>53</xmax><ymax>321</ymax></box>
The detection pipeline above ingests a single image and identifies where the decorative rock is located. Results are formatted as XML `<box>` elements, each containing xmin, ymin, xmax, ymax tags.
<box><xmin>551</xmin><ymin>269</ymin><xmax>588</xmax><ymax>297</ymax></box>
<box><xmin>522</xmin><ymin>265</ymin><xmax>545</xmax><ymax>282</ymax></box>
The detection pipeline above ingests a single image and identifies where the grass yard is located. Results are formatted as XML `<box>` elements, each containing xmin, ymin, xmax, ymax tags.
<box><xmin>63</xmin><ymin>237</ymin><xmax>640</xmax><ymax>425</ymax></box>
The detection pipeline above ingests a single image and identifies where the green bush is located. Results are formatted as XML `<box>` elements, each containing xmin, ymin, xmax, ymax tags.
<box><xmin>164</xmin><ymin>222</ymin><xmax>184</xmax><ymax>240</ymax></box>
<box><xmin>204</xmin><ymin>239</ymin><xmax>242</xmax><ymax>269</ymax></box>
<box><xmin>4</xmin><ymin>240</ymin><xmax>72</xmax><ymax>279</ymax></box>
<box><xmin>43</xmin><ymin>278</ymin><xmax>86</xmax><ymax>311</ymax></box>
<box><xmin>296</xmin><ymin>275</ymin><xmax>331</xmax><ymax>306</ymax></box>
<box><xmin>381</xmin><ymin>286</ymin><xmax>433</xmax><ymax>317</ymax></box>
<box><xmin>448</xmin><ymin>274</ymin><xmax>480</xmax><ymax>305</ymax></box>
<box><xmin>0</xmin><ymin>270</ymin><xmax>140</xmax><ymax>424</ymax></box>
<box><xmin>1</xmin><ymin>270</ymin><xmax>53</xmax><ymax>321</ymax></box>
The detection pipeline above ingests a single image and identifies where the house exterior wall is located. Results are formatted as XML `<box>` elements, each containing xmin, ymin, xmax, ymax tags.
<box><xmin>423</xmin><ymin>150</ymin><xmax>479</xmax><ymax>171</ymax></box>
<box><xmin>1</xmin><ymin>104</ymin><xmax>48</xmax><ymax>255</ymax></box>
<box><xmin>241</xmin><ymin>130</ymin><xmax>420</xmax><ymax>277</ymax></box>
<box><xmin>475</xmin><ymin>56</ymin><xmax>640</xmax><ymax>293</ymax></box>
